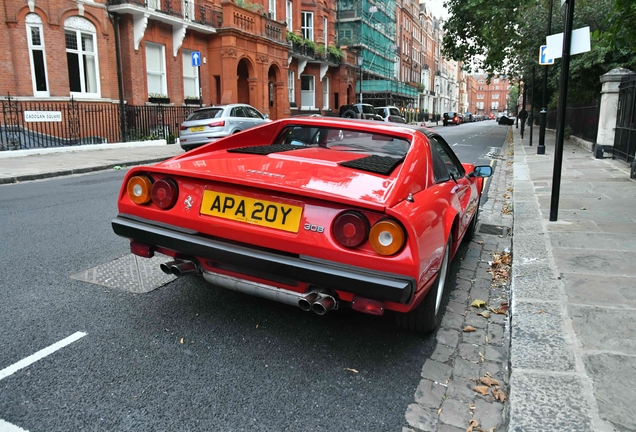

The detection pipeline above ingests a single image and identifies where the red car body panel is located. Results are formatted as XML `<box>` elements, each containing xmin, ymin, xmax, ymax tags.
<box><xmin>113</xmin><ymin>117</ymin><xmax>483</xmax><ymax>317</ymax></box>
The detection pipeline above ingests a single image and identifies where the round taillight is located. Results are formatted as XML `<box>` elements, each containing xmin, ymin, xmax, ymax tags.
<box><xmin>127</xmin><ymin>175</ymin><xmax>152</xmax><ymax>205</ymax></box>
<box><xmin>369</xmin><ymin>219</ymin><xmax>406</xmax><ymax>256</ymax></box>
<box><xmin>332</xmin><ymin>211</ymin><xmax>369</xmax><ymax>248</ymax></box>
<box><xmin>151</xmin><ymin>178</ymin><xmax>179</xmax><ymax>210</ymax></box>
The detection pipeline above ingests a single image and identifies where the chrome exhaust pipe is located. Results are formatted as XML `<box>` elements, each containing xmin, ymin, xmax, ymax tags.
<box><xmin>160</xmin><ymin>260</ymin><xmax>197</xmax><ymax>277</ymax></box>
<box><xmin>298</xmin><ymin>292</ymin><xmax>320</xmax><ymax>311</ymax></box>
<box><xmin>312</xmin><ymin>294</ymin><xmax>336</xmax><ymax>316</ymax></box>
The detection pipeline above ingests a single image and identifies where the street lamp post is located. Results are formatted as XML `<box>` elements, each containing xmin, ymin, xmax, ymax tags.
<box><xmin>357</xmin><ymin>54</ymin><xmax>364</xmax><ymax>104</ymax></box>
<box><xmin>538</xmin><ymin>0</ymin><xmax>554</xmax><ymax>155</ymax></box>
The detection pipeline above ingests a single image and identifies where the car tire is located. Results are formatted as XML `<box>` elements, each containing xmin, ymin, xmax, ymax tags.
<box><xmin>342</xmin><ymin>110</ymin><xmax>356</xmax><ymax>119</ymax></box>
<box><xmin>463</xmin><ymin>203</ymin><xmax>479</xmax><ymax>243</ymax></box>
<box><xmin>396</xmin><ymin>237</ymin><xmax>452</xmax><ymax>333</ymax></box>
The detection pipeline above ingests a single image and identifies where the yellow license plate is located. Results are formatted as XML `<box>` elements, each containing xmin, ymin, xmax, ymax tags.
<box><xmin>200</xmin><ymin>191</ymin><xmax>303</xmax><ymax>233</ymax></box>
<box><xmin>190</xmin><ymin>126</ymin><xmax>205</xmax><ymax>132</ymax></box>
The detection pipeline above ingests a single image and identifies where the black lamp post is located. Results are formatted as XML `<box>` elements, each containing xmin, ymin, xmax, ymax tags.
<box><xmin>538</xmin><ymin>0</ymin><xmax>554</xmax><ymax>155</ymax></box>
<box><xmin>357</xmin><ymin>54</ymin><xmax>364</xmax><ymax>104</ymax></box>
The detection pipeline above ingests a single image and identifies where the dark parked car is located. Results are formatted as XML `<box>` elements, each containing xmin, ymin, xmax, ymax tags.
<box><xmin>442</xmin><ymin>112</ymin><xmax>461</xmax><ymax>126</ymax></box>
<box><xmin>339</xmin><ymin>104</ymin><xmax>384</xmax><ymax>121</ymax></box>
<box><xmin>498</xmin><ymin>115</ymin><xmax>514</xmax><ymax>125</ymax></box>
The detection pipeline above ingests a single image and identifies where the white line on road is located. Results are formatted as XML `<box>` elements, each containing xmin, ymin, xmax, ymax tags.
<box><xmin>0</xmin><ymin>419</ymin><xmax>29</xmax><ymax>432</ymax></box>
<box><xmin>0</xmin><ymin>332</ymin><xmax>87</xmax><ymax>381</ymax></box>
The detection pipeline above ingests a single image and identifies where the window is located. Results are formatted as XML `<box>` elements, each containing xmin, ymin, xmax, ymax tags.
<box><xmin>300</xmin><ymin>75</ymin><xmax>315</xmax><ymax>109</ymax></box>
<box><xmin>288</xmin><ymin>70</ymin><xmax>295</xmax><ymax>103</ymax></box>
<box><xmin>182</xmin><ymin>49</ymin><xmax>199</xmax><ymax>98</ymax></box>
<box><xmin>268</xmin><ymin>0</ymin><xmax>276</xmax><ymax>20</ymax></box>
<box><xmin>477</xmin><ymin>94</ymin><xmax>484</xmax><ymax>99</ymax></box>
<box><xmin>492</xmin><ymin>94</ymin><xmax>499</xmax><ymax>99</ymax></box>
<box><xmin>146</xmin><ymin>42</ymin><xmax>167</xmax><ymax>96</ymax></box>
<box><xmin>286</xmin><ymin>1</ymin><xmax>292</xmax><ymax>29</ymax></box>
<box><xmin>494</xmin><ymin>85</ymin><xmax>499</xmax><ymax>90</ymax></box>
<box><xmin>301</xmin><ymin>12</ymin><xmax>313</xmax><ymax>41</ymax></box>
<box><xmin>26</xmin><ymin>14</ymin><xmax>49</xmax><ymax>97</ymax></box>
<box><xmin>65</xmin><ymin>17</ymin><xmax>100</xmax><ymax>97</ymax></box>
<box><xmin>322</xmin><ymin>77</ymin><xmax>329</xmax><ymax>110</ymax></box>
<box><xmin>323</xmin><ymin>16</ymin><xmax>328</xmax><ymax>48</ymax></box>
<box><xmin>429</xmin><ymin>135</ymin><xmax>464</xmax><ymax>182</ymax></box>
<box><xmin>494</xmin><ymin>78</ymin><xmax>499</xmax><ymax>83</ymax></box>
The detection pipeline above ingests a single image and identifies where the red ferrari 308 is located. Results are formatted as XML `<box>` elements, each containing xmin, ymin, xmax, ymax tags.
<box><xmin>112</xmin><ymin>117</ymin><xmax>492</xmax><ymax>332</ymax></box>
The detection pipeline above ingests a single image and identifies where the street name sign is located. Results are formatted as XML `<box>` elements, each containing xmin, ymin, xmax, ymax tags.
<box><xmin>545</xmin><ymin>26</ymin><xmax>591</xmax><ymax>60</ymax></box>
<box><xmin>24</xmin><ymin>111</ymin><xmax>62</xmax><ymax>122</ymax></box>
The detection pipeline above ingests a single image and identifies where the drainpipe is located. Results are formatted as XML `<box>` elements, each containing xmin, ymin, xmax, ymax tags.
<box><xmin>110</xmin><ymin>13</ymin><xmax>127</xmax><ymax>143</ymax></box>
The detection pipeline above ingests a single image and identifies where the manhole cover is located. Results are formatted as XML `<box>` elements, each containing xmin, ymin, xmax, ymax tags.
<box><xmin>70</xmin><ymin>253</ymin><xmax>176</xmax><ymax>293</ymax></box>
<box><xmin>478</xmin><ymin>223</ymin><xmax>507</xmax><ymax>236</ymax></box>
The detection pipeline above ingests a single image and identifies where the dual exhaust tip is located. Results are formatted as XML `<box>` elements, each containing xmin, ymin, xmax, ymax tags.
<box><xmin>298</xmin><ymin>292</ymin><xmax>337</xmax><ymax>316</ymax></box>
<box><xmin>160</xmin><ymin>260</ymin><xmax>197</xmax><ymax>277</ymax></box>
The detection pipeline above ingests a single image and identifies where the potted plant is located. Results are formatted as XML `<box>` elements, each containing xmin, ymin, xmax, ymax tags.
<box><xmin>315</xmin><ymin>45</ymin><xmax>326</xmax><ymax>59</ymax></box>
<box><xmin>184</xmin><ymin>96</ymin><xmax>200</xmax><ymax>105</ymax></box>
<box><xmin>148</xmin><ymin>93</ymin><xmax>170</xmax><ymax>104</ymax></box>
<box><xmin>327</xmin><ymin>45</ymin><xmax>343</xmax><ymax>62</ymax></box>
<box><xmin>303</xmin><ymin>39</ymin><xmax>316</xmax><ymax>54</ymax></box>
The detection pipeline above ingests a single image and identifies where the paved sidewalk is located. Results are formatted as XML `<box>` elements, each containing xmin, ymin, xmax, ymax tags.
<box><xmin>0</xmin><ymin>141</ymin><xmax>183</xmax><ymax>184</ymax></box>
<box><xmin>509</xmin><ymin>125</ymin><xmax>636</xmax><ymax>431</ymax></box>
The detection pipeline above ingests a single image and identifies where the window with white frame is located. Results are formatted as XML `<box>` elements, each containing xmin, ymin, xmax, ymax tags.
<box><xmin>286</xmin><ymin>1</ymin><xmax>292</xmax><ymax>30</ymax></box>
<box><xmin>323</xmin><ymin>16</ymin><xmax>328</xmax><ymax>48</ymax></box>
<box><xmin>322</xmin><ymin>77</ymin><xmax>329</xmax><ymax>110</ymax></box>
<box><xmin>288</xmin><ymin>70</ymin><xmax>295</xmax><ymax>104</ymax></box>
<box><xmin>478</xmin><ymin>94</ymin><xmax>484</xmax><ymax>99</ymax></box>
<box><xmin>64</xmin><ymin>16</ymin><xmax>100</xmax><ymax>97</ymax></box>
<box><xmin>146</xmin><ymin>42</ymin><xmax>167</xmax><ymax>97</ymax></box>
<box><xmin>182</xmin><ymin>49</ymin><xmax>198</xmax><ymax>99</ymax></box>
<box><xmin>26</xmin><ymin>14</ymin><xmax>49</xmax><ymax>97</ymax></box>
<box><xmin>301</xmin><ymin>12</ymin><xmax>313</xmax><ymax>41</ymax></box>
<box><xmin>492</xmin><ymin>102</ymin><xmax>499</xmax><ymax>109</ymax></box>
<box><xmin>492</xmin><ymin>93</ymin><xmax>499</xmax><ymax>99</ymax></box>
<box><xmin>300</xmin><ymin>74</ymin><xmax>315</xmax><ymax>109</ymax></box>
<box><xmin>268</xmin><ymin>0</ymin><xmax>276</xmax><ymax>20</ymax></box>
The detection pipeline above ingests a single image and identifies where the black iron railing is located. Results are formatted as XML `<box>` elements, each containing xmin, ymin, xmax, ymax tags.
<box><xmin>0</xmin><ymin>94</ymin><xmax>199</xmax><ymax>151</ymax></box>
<box><xmin>546</xmin><ymin>103</ymin><xmax>600</xmax><ymax>143</ymax></box>
<box><xmin>107</xmin><ymin>0</ymin><xmax>222</xmax><ymax>28</ymax></box>
<box><xmin>614</xmin><ymin>76</ymin><xmax>636</xmax><ymax>163</ymax></box>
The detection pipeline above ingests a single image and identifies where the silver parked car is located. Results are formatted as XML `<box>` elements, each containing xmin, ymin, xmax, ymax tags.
<box><xmin>375</xmin><ymin>106</ymin><xmax>407</xmax><ymax>123</ymax></box>
<box><xmin>179</xmin><ymin>104</ymin><xmax>270</xmax><ymax>151</ymax></box>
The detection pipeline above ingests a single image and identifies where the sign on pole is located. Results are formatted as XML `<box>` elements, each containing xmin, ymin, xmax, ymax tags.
<box><xmin>191</xmin><ymin>51</ymin><xmax>201</xmax><ymax>67</ymax></box>
<box><xmin>545</xmin><ymin>26</ymin><xmax>591</xmax><ymax>60</ymax></box>
<box><xmin>539</xmin><ymin>45</ymin><xmax>554</xmax><ymax>65</ymax></box>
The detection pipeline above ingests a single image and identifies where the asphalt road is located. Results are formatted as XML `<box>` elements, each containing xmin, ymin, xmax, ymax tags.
<box><xmin>0</xmin><ymin>121</ymin><xmax>507</xmax><ymax>432</ymax></box>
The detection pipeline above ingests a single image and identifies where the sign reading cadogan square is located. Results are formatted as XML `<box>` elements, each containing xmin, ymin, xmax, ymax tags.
<box><xmin>24</xmin><ymin>111</ymin><xmax>63</xmax><ymax>122</ymax></box>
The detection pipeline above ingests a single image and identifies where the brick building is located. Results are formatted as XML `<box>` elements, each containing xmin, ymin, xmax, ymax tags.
<box><xmin>474</xmin><ymin>74</ymin><xmax>510</xmax><ymax>116</ymax></box>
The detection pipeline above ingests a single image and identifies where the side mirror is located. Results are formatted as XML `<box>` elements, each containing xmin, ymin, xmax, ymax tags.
<box><xmin>472</xmin><ymin>165</ymin><xmax>493</xmax><ymax>178</ymax></box>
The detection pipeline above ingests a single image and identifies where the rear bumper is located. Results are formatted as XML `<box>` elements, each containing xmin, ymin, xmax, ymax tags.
<box><xmin>112</xmin><ymin>215</ymin><xmax>415</xmax><ymax>304</ymax></box>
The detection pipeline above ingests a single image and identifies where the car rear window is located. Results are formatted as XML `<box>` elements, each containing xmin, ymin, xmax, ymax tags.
<box><xmin>274</xmin><ymin>126</ymin><xmax>410</xmax><ymax>158</ymax></box>
<box><xmin>389</xmin><ymin>108</ymin><xmax>401</xmax><ymax>116</ymax></box>
<box><xmin>187</xmin><ymin>108</ymin><xmax>223</xmax><ymax>121</ymax></box>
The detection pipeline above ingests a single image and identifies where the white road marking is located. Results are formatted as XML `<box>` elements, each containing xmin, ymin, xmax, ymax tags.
<box><xmin>0</xmin><ymin>419</ymin><xmax>29</xmax><ymax>431</ymax></box>
<box><xmin>0</xmin><ymin>332</ymin><xmax>87</xmax><ymax>381</ymax></box>
<box><xmin>452</xmin><ymin>144</ymin><xmax>471</xmax><ymax>147</ymax></box>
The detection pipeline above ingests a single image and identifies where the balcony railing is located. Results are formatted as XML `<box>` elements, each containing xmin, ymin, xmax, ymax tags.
<box><xmin>222</xmin><ymin>2</ymin><xmax>285</xmax><ymax>43</ymax></box>
<box><xmin>107</xmin><ymin>0</ymin><xmax>222</xmax><ymax>28</ymax></box>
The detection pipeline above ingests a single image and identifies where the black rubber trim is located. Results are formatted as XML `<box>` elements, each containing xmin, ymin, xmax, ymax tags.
<box><xmin>227</xmin><ymin>144</ymin><xmax>307</xmax><ymax>155</ymax></box>
<box><xmin>339</xmin><ymin>155</ymin><xmax>404</xmax><ymax>175</ymax></box>
<box><xmin>112</xmin><ymin>215</ymin><xmax>414</xmax><ymax>303</ymax></box>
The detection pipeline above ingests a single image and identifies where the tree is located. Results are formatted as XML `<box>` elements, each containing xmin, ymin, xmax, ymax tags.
<box><xmin>442</xmin><ymin>0</ymin><xmax>636</xmax><ymax>105</ymax></box>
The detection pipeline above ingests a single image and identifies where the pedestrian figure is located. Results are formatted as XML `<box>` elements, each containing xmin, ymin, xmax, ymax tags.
<box><xmin>518</xmin><ymin>108</ymin><xmax>528</xmax><ymax>139</ymax></box>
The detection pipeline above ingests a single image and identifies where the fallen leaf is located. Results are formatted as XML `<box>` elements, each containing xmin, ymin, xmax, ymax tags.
<box><xmin>256</xmin><ymin>324</ymin><xmax>259</xmax><ymax>328</ymax></box>
<box><xmin>479</xmin><ymin>352</ymin><xmax>485</xmax><ymax>363</ymax></box>
<box><xmin>491</xmin><ymin>386</ymin><xmax>507</xmax><ymax>402</ymax></box>
<box><xmin>463</xmin><ymin>325</ymin><xmax>476</xmax><ymax>332</ymax></box>
<box><xmin>485</xmin><ymin>335</ymin><xmax>489</xmax><ymax>343</ymax></box>
<box><xmin>471</xmin><ymin>299</ymin><xmax>487</xmax><ymax>308</ymax></box>
<box><xmin>344</xmin><ymin>368</ymin><xmax>359</xmax><ymax>373</ymax></box>
<box><xmin>180</xmin><ymin>338</ymin><xmax>184</xmax><ymax>344</ymax></box>
<box><xmin>438</xmin><ymin>408</ymin><xmax>442</xmax><ymax>415</ymax></box>
<box><xmin>490</xmin><ymin>428</ymin><xmax>496</xmax><ymax>432</ymax></box>
<box><xmin>477</xmin><ymin>240</ymin><xmax>484</xmax><ymax>245</ymax></box>
<box><xmin>469</xmin><ymin>403</ymin><xmax>476</xmax><ymax>411</ymax></box>
<box><xmin>473</xmin><ymin>385</ymin><xmax>489</xmax><ymax>396</ymax></box>
<box><xmin>466</xmin><ymin>419</ymin><xmax>480</xmax><ymax>432</ymax></box>
<box><xmin>580</xmin><ymin>207</ymin><xmax>587</xmax><ymax>210</ymax></box>
<box><xmin>479</xmin><ymin>311</ymin><xmax>491</xmax><ymax>319</ymax></box>
<box><xmin>480</xmin><ymin>376</ymin><xmax>500</xmax><ymax>387</ymax></box>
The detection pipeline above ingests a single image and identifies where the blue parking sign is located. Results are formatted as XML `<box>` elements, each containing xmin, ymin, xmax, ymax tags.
<box><xmin>191</xmin><ymin>51</ymin><xmax>201</xmax><ymax>67</ymax></box>
<box><xmin>539</xmin><ymin>45</ymin><xmax>554</xmax><ymax>66</ymax></box>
